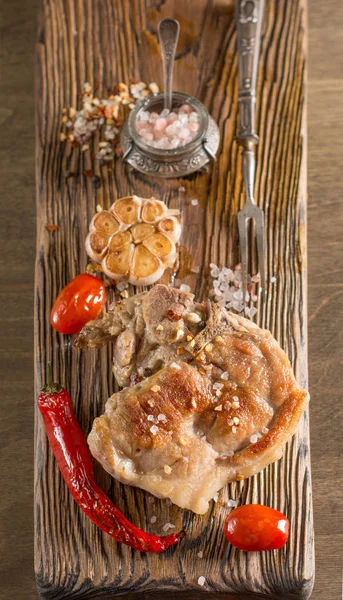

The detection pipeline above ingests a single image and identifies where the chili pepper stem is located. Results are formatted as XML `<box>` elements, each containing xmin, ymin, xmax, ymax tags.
<box><xmin>42</xmin><ymin>363</ymin><xmax>63</xmax><ymax>394</ymax></box>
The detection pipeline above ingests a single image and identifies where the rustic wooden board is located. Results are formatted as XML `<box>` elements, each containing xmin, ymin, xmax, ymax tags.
<box><xmin>34</xmin><ymin>1</ymin><xmax>314</xmax><ymax>598</ymax></box>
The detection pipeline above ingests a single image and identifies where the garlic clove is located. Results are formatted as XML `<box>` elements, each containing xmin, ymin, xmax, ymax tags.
<box><xmin>102</xmin><ymin>243</ymin><xmax>135</xmax><ymax>280</ymax></box>
<box><xmin>141</xmin><ymin>198</ymin><xmax>167</xmax><ymax>224</ymax></box>
<box><xmin>108</xmin><ymin>230</ymin><xmax>132</xmax><ymax>249</ymax></box>
<box><xmin>85</xmin><ymin>231</ymin><xmax>110</xmax><ymax>262</ymax></box>
<box><xmin>129</xmin><ymin>245</ymin><xmax>164</xmax><ymax>286</ymax></box>
<box><xmin>111</xmin><ymin>195</ymin><xmax>142</xmax><ymax>226</ymax></box>
<box><xmin>157</xmin><ymin>216</ymin><xmax>182</xmax><ymax>243</ymax></box>
<box><xmin>91</xmin><ymin>211</ymin><xmax>120</xmax><ymax>235</ymax></box>
<box><xmin>131</xmin><ymin>223</ymin><xmax>155</xmax><ymax>244</ymax></box>
<box><xmin>143</xmin><ymin>232</ymin><xmax>176</xmax><ymax>267</ymax></box>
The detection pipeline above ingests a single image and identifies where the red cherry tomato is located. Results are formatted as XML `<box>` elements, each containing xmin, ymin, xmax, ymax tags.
<box><xmin>50</xmin><ymin>274</ymin><xmax>107</xmax><ymax>334</ymax></box>
<box><xmin>224</xmin><ymin>504</ymin><xmax>289</xmax><ymax>552</ymax></box>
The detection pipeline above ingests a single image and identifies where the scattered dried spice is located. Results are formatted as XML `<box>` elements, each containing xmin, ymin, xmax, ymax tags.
<box><xmin>60</xmin><ymin>81</ymin><xmax>159</xmax><ymax>164</ymax></box>
<box><xmin>46</xmin><ymin>224</ymin><xmax>60</xmax><ymax>233</ymax></box>
<box><xmin>86</xmin><ymin>262</ymin><xmax>103</xmax><ymax>275</ymax></box>
<box><xmin>92</xmin><ymin>175</ymin><xmax>101</xmax><ymax>189</ymax></box>
<box><xmin>164</xmin><ymin>309</ymin><xmax>182</xmax><ymax>322</ymax></box>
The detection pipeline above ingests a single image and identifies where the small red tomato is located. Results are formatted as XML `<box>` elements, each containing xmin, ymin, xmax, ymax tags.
<box><xmin>50</xmin><ymin>274</ymin><xmax>107</xmax><ymax>334</ymax></box>
<box><xmin>224</xmin><ymin>504</ymin><xmax>289</xmax><ymax>552</ymax></box>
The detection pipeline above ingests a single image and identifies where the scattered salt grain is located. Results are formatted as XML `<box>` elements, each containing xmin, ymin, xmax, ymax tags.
<box><xmin>150</xmin><ymin>425</ymin><xmax>159</xmax><ymax>435</ymax></box>
<box><xmin>164</xmin><ymin>465</ymin><xmax>172</xmax><ymax>474</ymax></box>
<box><xmin>151</xmin><ymin>385</ymin><xmax>161</xmax><ymax>393</ymax></box>
<box><xmin>162</xmin><ymin>522</ymin><xmax>175</xmax><ymax>532</ymax></box>
<box><xmin>158</xmin><ymin>413</ymin><xmax>167</xmax><ymax>423</ymax></box>
<box><xmin>213</xmin><ymin>493</ymin><xmax>219</xmax><ymax>502</ymax></box>
<box><xmin>262</xmin><ymin>426</ymin><xmax>269</xmax><ymax>434</ymax></box>
<box><xmin>191</xmin><ymin>199</ymin><xmax>199</xmax><ymax>206</ymax></box>
<box><xmin>228</xmin><ymin>499</ymin><xmax>237</xmax><ymax>508</ymax></box>
<box><xmin>116</xmin><ymin>281</ymin><xmax>128</xmax><ymax>292</ymax></box>
<box><xmin>210</xmin><ymin>263</ymin><xmax>260</xmax><ymax>317</ymax></box>
<box><xmin>270</xmin><ymin>276</ymin><xmax>277</xmax><ymax>283</ymax></box>
<box><xmin>147</xmin><ymin>415</ymin><xmax>155</xmax><ymax>422</ymax></box>
<box><xmin>197</xmin><ymin>551</ymin><xmax>203</xmax><ymax>558</ymax></box>
<box><xmin>221</xmin><ymin>372</ymin><xmax>229</xmax><ymax>380</ymax></box>
<box><xmin>180</xmin><ymin>283</ymin><xmax>191</xmax><ymax>293</ymax></box>
<box><xmin>250</xmin><ymin>434</ymin><xmax>258</xmax><ymax>444</ymax></box>
<box><xmin>150</xmin><ymin>516</ymin><xmax>157</xmax><ymax>523</ymax></box>
<box><xmin>170</xmin><ymin>362</ymin><xmax>181</xmax><ymax>370</ymax></box>
<box><xmin>213</xmin><ymin>382</ymin><xmax>224</xmax><ymax>390</ymax></box>
<box><xmin>214</xmin><ymin>404</ymin><xmax>223</xmax><ymax>411</ymax></box>
<box><xmin>198</xmin><ymin>576</ymin><xmax>206</xmax><ymax>587</ymax></box>
<box><xmin>251</xmin><ymin>273</ymin><xmax>260</xmax><ymax>283</ymax></box>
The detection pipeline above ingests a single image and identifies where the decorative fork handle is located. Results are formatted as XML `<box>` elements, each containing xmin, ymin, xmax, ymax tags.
<box><xmin>237</xmin><ymin>0</ymin><xmax>264</xmax><ymax>207</ymax></box>
<box><xmin>237</xmin><ymin>0</ymin><xmax>264</xmax><ymax>145</ymax></box>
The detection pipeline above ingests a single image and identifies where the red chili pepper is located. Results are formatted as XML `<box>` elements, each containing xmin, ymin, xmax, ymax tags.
<box><xmin>38</xmin><ymin>367</ymin><xmax>184</xmax><ymax>553</ymax></box>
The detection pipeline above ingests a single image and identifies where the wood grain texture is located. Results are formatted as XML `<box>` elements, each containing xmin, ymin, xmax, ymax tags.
<box><xmin>34</xmin><ymin>1</ymin><xmax>314</xmax><ymax>598</ymax></box>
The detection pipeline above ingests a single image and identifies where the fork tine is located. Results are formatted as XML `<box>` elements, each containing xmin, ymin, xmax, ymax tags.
<box><xmin>237</xmin><ymin>212</ymin><xmax>248</xmax><ymax>306</ymax></box>
<box><xmin>254</xmin><ymin>209</ymin><xmax>265</xmax><ymax>298</ymax></box>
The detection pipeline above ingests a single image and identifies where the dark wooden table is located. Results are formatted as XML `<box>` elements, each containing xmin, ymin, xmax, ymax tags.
<box><xmin>0</xmin><ymin>0</ymin><xmax>342</xmax><ymax>598</ymax></box>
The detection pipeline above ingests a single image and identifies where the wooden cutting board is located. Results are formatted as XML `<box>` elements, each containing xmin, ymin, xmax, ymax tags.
<box><xmin>34</xmin><ymin>1</ymin><xmax>314</xmax><ymax>598</ymax></box>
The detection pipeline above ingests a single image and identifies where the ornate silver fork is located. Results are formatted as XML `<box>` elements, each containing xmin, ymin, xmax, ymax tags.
<box><xmin>236</xmin><ymin>0</ymin><xmax>265</xmax><ymax>304</ymax></box>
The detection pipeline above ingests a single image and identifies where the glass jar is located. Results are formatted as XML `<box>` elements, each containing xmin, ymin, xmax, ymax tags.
<box><xmin>120</xmin><ymin>92</ymin><xmax>220</xmax><ymax>179</ymax></box>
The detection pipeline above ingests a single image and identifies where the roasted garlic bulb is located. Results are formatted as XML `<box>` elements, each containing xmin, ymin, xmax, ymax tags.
<box><xmin>85</xmin><ymin>196</ymin><xmax>181</xmax><ymax>286</ymax></box>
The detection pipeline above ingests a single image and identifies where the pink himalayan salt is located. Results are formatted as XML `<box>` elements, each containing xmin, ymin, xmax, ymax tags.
<box><xmin>179</xmin><ymin>104</ymin><xmax>192</xmax><ymax>114</ymax></box>
<box><xmin>179</xmin><ymin>128</ymin><xmax>190</xmax><ymax>139</ymax></box>
<box><xmin>142</xmin><ymin>132</ymin><xmax>154</xmax><ymax>142</ymax></box>
<box><xmin>135</xmin><ymin>105</ymin><xmax>200</xmax><ymax>149</ymax></box>
<box><xmin>154</xmin><ymin>117</ymin><xmax>167</xmax><ymax>132</ymax></box>
<box><xmin>189</xmin><ymin>122</ymin><xmax>199</xmax><ymax>132</ymax></box>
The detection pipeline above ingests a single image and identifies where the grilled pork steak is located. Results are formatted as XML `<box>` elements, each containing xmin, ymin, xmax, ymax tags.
<box><xmin>76</xmin><ymin>285</ymin><xmax>309</xmax><ymax>514</ymax></box>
